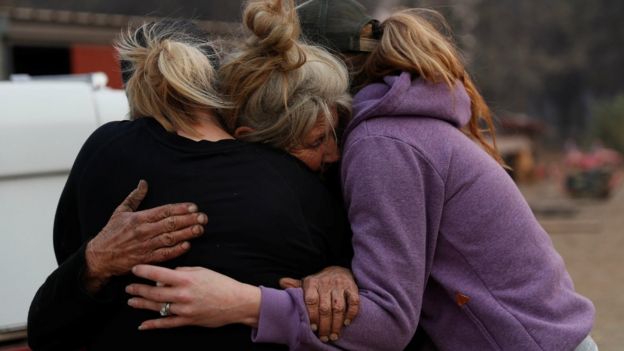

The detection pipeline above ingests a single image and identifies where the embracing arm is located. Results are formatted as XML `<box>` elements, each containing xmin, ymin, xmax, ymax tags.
<box><xmin>27</xmin><ymin>244</ymin><xmax>113</xmax><ymax>351</ymax></box>
<box><xmin>27</xmin><ymin>165</ymin><xmax>106</xmax><ymax>351</ymax></box>
<box><xmin>253</xmin><ymin>136</ymin><xmax>438</xmax><ymax>350</ymax></box>
<box><xmin>27</xmin><ymin>180</ymin><xmax>206</xmax><ymax>350</ymax></box>
<box><xmin>127</xmin><ymin>136</ymin><xmax>437</xmax><ymax>350</ymax></box>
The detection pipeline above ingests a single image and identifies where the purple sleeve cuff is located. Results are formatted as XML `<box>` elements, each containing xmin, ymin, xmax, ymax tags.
<box><xmin>252</xmin><ymin>287</ymin><xmax>308</xmax><ymax>347</ymax></box>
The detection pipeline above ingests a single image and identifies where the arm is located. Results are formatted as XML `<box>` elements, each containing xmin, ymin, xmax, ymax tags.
<box><xmin>253</xmin><ymin>136</ymin><xmax>437</xmax><ymax>350</ymax></box>
<box><xmin>127</xmin><ymin>265</ymin><xmax>262</xmax><ymax>329</ymax></box>
<box><xmin>28</xmin><ymin>180</ymin><xmax>206</xmax><ymax>350</ymax></box>
<box><xmin>28</xmin><ymin>158</ymin><xmax>105</xmax><ymax>351</ymax></box>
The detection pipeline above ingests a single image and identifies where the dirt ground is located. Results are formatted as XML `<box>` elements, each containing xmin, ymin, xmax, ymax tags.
<box><xmin>519</xmin><ymin>175</ymin><xmax>624</xmax><ymax>351</ymax></box>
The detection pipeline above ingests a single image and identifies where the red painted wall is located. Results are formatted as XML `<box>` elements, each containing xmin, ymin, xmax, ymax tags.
<box><xmin>71</xmin><ymin>45</ymin><xmax>123</xmax><ymax>89</ymax></box>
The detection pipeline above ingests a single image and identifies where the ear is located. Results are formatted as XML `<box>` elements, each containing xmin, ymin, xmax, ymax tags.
<box><xmin>234</xmin><ymin>126</ymin><xmax>255</xmax><ymax>138</ymax></box>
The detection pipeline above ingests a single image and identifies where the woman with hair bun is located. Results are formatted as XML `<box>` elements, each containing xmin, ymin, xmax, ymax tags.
<box><xmin>128</xmin><ymin>1</ymin><xmax>596</xmax><ymax>351</ymax></box>
<box><xmin>218</xmin><ymin>0</ymin><xmax>351</xmax><ymax>171</ymax></box>
<box><xmin>27</xmin><ymin>16</ymin><xmax>356</xmax><ymax>351</ymax></box>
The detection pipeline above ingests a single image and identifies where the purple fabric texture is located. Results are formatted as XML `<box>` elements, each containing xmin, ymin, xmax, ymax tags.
<box><xmin>253</xmin><ymin>72</ymin><xmax>594</xmax><ymax>350</ymax></box>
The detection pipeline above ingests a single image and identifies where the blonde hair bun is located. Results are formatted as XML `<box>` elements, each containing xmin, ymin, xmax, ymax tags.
<box><xmin>243</xmin><ymin>0</ymin><xmax>305</xmax><ymax>70</ymax></box>
<box><xmin>219</xmin><ymin>0</ymin><xmax>351</xmax><ymax>151</ymax></box>
<box><xmin>116</xmin><ymin>20</ymin><xmax>228</xmax><ymax>136</ymax></box>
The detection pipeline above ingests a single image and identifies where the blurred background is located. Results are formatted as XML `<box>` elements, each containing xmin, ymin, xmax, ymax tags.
<box><xmin>0</xmin><ymin>0</ymin><xmax>622</xmax><ymax>350</ymax></box>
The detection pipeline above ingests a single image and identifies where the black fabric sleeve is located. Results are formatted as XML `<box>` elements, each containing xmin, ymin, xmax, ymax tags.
<box><xmin>27</xmin><ymin>243</ymin><xmax>118</xmax><ymax>351</ymax></box>
<box><xmin>27</xmin><ymin>122</ymin><xmax>126</xmax><ymax>351</ymax></box>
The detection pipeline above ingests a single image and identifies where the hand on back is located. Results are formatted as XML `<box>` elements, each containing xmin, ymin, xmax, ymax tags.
<box><xmin>83</xmin><ymin>180</ymin><xmax>207</xmax><ymax>293</ymax></box>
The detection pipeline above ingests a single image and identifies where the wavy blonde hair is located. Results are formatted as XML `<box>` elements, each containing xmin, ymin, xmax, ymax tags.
<box><xmin>116</xmin><ymin>20</ymin><xmax>229</xmax><ymax>138</ymax></box>
<box><xmin>360</xmin><ymin>9</ymin><xmax>504</xmax><ymax>165</ymax></box>
<box><xmin>219</xmin><ymin>0</ymin><xmax>351</xmax><ymax>150</ymax></box>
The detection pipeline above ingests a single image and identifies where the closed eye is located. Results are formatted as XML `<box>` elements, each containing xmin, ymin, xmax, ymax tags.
<box><xmin>308</xmin><ymin>135</ymin><xmax>326</xmax><ymax>149</ymax></box>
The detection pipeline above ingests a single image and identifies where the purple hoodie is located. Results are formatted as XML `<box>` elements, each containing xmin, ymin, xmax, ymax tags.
<box><xmin>253</xmin><ymin>72</ymin><xmax>594</xmax><ymax>350</ymax></box>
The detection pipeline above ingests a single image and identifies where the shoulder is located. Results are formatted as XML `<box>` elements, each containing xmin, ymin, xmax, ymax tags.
<box><xmin>87</xmin><ymin>119</ymin><xmax>147</xmax><ymax>143</ymax></box>
<box><xmin>81</xmin><ymin>120</ymin><xmax>138</xmax><ymax>152</ymax></box>
<box><xmin>344</xmin><ymin>118</ymin><xmax>456</xmax><ymax>181</ymax></box>
<box><xmin>71</xmin><ymin>119</ymin><xmax>146</xmax><ymax>175</ymax></box>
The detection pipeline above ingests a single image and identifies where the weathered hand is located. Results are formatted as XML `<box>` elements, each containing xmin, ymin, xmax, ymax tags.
<box><xmin>83</xmin><ymin>180</ymin><xmax>208</xmax><ymax>293</ymax></box>
<box><xmin>279</xmin><ymin>266</ymin><xmax>360</xmax><ymax>342</ymax></box>
<box><xmin>126</xmin><ymin>265</ymin><xmax>261</xmax><ymax>329</ymax></box>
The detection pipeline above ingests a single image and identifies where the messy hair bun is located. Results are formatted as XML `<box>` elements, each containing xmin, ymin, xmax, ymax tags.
<box><xmin>243</xmin><ymin>0</ymin><xmax>306</xmax><ymax>69</ymax></box>
<box><xmin>116</xmin><ymin>20</ymin><xmax>228</xmax><ymax>137</ymax></box>
<box><xmin>219</xmin><ymin>0</ymin><xmax>350</xmax><ymax>150</ymax></box>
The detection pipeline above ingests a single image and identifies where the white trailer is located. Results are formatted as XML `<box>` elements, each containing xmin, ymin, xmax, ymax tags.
<box><xmin>0</xmin><ymin>74</ymin><xmax>128</xmax><ymax>342</ymax></box>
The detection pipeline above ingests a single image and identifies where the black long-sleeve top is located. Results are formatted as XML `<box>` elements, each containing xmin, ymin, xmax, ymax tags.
<box><xmin>27</xmin><ymin>117</ymin><xmax>351</xmax><ymax>351</ymax></box>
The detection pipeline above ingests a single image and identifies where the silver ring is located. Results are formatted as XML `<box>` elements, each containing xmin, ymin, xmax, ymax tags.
<box><xmin>160</xmin><ymin>302</ymin><xmax>171</xmax><ymax>317</ymax></box>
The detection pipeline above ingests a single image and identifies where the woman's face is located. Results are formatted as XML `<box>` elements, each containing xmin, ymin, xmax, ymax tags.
<box><xmin>289</xmin><ymin>111</ymin><xmax>340</xmax><ymax>172</ymax></box>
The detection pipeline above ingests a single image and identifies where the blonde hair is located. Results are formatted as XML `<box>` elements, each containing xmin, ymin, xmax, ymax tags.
<box><xmin>116</xmin><ymin>20</ymin><xmax>229</xmax><ymax>138</ymax></box>
<box><xmin>219</xmin><ymin>0</ymin><xmax>351</xmax><ymax>150</ymax></box>
<box><xmin>361</xmin><ymin>9</ymin><xmax>504</xmax><ymax>165</ymax></box>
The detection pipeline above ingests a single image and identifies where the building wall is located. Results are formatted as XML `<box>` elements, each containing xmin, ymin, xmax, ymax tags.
<box><xmin>71</xmin><ymin>44</ymin><xmax>122</xmax><ymax>88</ymax></box>
<box><xmin>0</xmin><ymin>6</ymin><xmax>238</xmax><ymax>86</ymax></box>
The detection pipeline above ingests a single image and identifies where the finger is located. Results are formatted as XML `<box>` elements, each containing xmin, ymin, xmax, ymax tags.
<box><xmin>131</xmin><ymin>264</ymin><xmax>188</xmax><ymax>286</ymax></box>
<box><xmin>138</xmin><ymin>316</ymin><xmax>191</xmax><ymax>330</ymax></box>
<box><xmin>317</xmin><ymin>288</ymin><xmax>332</xmax><ymax>342</ymax></box>
<box><xmin>149</xmin><ymin>241</ymin><xmax>192</xmax><ymax>263</ymax></box>
<box><xmin>114</xmin><ymin>180</ymin><xmax>148</xmax><ymax>213</ymax></box>
<box><xmin>140</xmin><ymin>213</ymin><xmax>207</xmax><ymax>240</ymax></box>
<box><xmin>279</xmin><ymin>277</ymin><xmax>302</xmax><ymax>289</ymax></box>
<box><xmin>136</xmin><ymin>203</ymin><xmax>200</xmax><ymax>224</ymax></box>
<box><xmin>126</xmin><ymin>283</ymin><xmax>178</xmax><ymax>303</ymax></box>
<box><xmin>303</xmin><ymin>282</ymin><xmax>320</xmax><ymax>333</ymax></box>
<box><xmin>176</xmin><ymin>267</ymin><xmax>203</xmax><ymax>272</ymax></box>
<box><xmin>127</xmin><ymin>297</ymin><xmax>163</xmax><ymax>313</ymax></box>
<box><xmin>329</xmin><ymin>289</ymin><xmax>346</xmax><ymax>341</ymax></box>
<box><xmin>344</xmin><ymin>290</ymin><xmax>360</xmax><ymax>326</ymax></box>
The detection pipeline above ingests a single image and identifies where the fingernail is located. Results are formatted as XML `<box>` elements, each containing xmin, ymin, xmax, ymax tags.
<box><xmin>344</xmin><ymin>319</ymin><xmax>351</xmax><ymax>326</ymax></box>
<box><xmin>197</xmin><ymin>213</ymin><xmax>207</xmax><ymax>224</ymax></box>
<box><xmin>320</xmin><ymin>336</ymin><xmax>329</xmax><ymax>343</ymax></box>
<box><xmin>138</xmin><ymin>324</ymin><xmax>145</xmax><ymax>331</ymax></box>
<box><xmin>310</xmin><ymin>324</ymin><xmax>318</xmax><ymax>332</ymax></box>
<box><xmin>193</xmin><ymin>225</ymin><xmax>203</xmax><ymax>234</ymax></box>
<box><xmin>125</xmin><ymin>285</ymin><xmax>133</xmax><ymax>293</ymax></box>
<box><xmin>188</xmin><ymin>204</ymin><xmax>198</xmax><ymax>213</ymax></box>
<box><xmin>330</xmin><ymin>333</ymin><xmax>339</xmax><ymax>341</ymax></box>
<box><xmin>127</xmin><ymin>298</ymin><xmax>135</xmax><ymax>306</ymax></box>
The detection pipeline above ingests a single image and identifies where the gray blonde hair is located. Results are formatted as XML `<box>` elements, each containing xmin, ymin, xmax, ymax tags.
<box><xmin>116</xmin><ymin>20</ymin><xmax>229</xmax><ymax>137</ymax></box>
<box><xmin>219</xmin><ymin>0</ymin><xmax>351</xmax><ymax>150</ymax></box>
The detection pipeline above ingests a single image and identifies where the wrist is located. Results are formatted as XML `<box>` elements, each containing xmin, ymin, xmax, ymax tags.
<box><xmin>83</xmin><ymin>240</ymin><xmax>112</xmax><ymax>294</ymax></box>
<box><xmin>235</xmin><ymin>284</ymin><xmax>261</xmax><ymax>328</ymax></box>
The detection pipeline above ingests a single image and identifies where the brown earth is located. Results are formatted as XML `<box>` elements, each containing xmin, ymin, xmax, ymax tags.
<box><xmin>520</xmin><ymin>174</ymin><xmax>624</xmax><ymax>351</ymax></box>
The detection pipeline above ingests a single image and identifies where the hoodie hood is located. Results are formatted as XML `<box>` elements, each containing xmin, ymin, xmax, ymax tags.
<box><xmin>345</xmin><ymin>71</ymin><xmax>472</xmax><ymax>139</ymax></box>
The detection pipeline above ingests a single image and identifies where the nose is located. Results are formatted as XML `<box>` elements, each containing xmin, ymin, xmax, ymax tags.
<box><xmin>323</xmin><ymin>137</ymin><xmax>341</xmax><ymax>164</ymax></box>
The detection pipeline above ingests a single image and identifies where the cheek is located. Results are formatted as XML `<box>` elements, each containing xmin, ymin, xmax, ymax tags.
<box><xmin>292</xmin><ymin>149</ymin><xmax>323</xmax><ymax>171</ymax></box>
<box><xmin>326</xmin><ymin>138</ymin><xmax>340</xmax><ymax>155</ymax></box>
